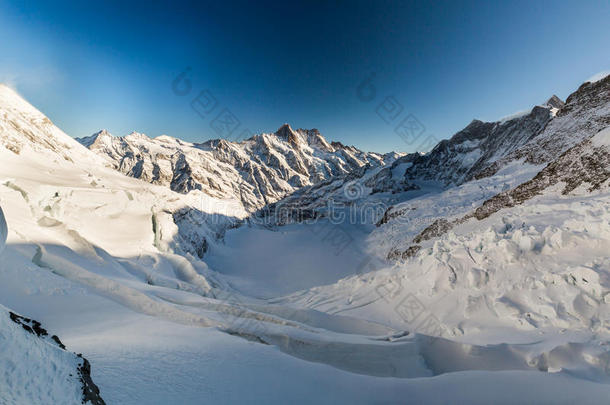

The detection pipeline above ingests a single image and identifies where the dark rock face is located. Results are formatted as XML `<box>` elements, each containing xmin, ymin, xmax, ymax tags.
<box><xmin>8</xmin><ymin>311</ymin><xmax>106</xmax><ymax>405</ymax></box>
<box><xmin>387</xmin><ymin>245</ymin><xmax>421</xmax><ymax>261</ymax></box>
<box><xmin>413</xmin><ymin>219</ymin><xmax>454</xmax><ymax>244</ymax></box>
<box><xmin>545</xmin><ymin>94</ymin><xmax>565</xmax><ymax>110</ymax></box>
<box><xmin>77</xmin><ymin>356</ymin><xmax>106</xmax><ymax>405</ymax></box>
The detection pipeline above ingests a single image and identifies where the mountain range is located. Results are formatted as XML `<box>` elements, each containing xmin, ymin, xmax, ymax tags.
<box><xmin>0</xmin><ymin>73</ymin><xmax>609</xmax><ymax>403</ymax></box>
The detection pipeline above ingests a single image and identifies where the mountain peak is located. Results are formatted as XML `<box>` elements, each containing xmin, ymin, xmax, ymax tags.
<box><xmin>76</xmin><ymin>129</ymin><xmax>114</xmax><ymax>148</ymax></box>
<box><xmin>94</xmin><ymin>129</ymin><xmax>112</xmax><ymax>138</ymax></box>
<box><xmin>274</xmin><ymin>123</ymin><xmax>302</xmax><ymax>148</ymax></box>
<box><xmin>125</xmin><ymin>131</ymin><xmax>150</xmax><ymax>141</ymax></box>
<box><xmin>275</xmin><ymin>123</ymin><xmax>297</xmax><ymax>138</ymax></box>
<box><xmin>299</xmin><ymin>128</ymin><xmax>334</xmax><ymax>152</ymax></box>
<box><xmin>545</xmin><ymin>95</ymin><xmax>565</xmax><ymax>110</ymax></box>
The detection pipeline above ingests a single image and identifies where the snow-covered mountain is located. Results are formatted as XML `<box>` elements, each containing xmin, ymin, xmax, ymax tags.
<box><xmin>253</xmin><ymin>101</ymin><xmax>557</xmax><ymax>225</ymax></box>
<box><xmin>259</xmin><ymin>75</ymin><xmax>610</xmax><ymax>231</ymax></box>
<box><xmin>372</xmin><ymin>75</ymin><xmax>610</xmax><ymax>260</ymax></box>
<box><xmin>1</xmin><ymin>73</ymin><xmax>610</xmax><ymax>404</ymax></box>
<box><xmin>77</xmin><ymin>124</ymin><xmax>397</xmax><ymax>212</ymax></box>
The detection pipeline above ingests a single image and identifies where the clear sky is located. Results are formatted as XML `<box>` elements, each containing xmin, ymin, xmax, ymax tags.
<box><xmin>1</xmin><ymin>0</ymin><xmax>609</xmax><ymax>153</ymax></box>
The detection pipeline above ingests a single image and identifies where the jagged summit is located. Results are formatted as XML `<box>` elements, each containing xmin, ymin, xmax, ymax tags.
<box><xmin>275</xmin><ymin>123</ymin><xmax>296</xmax><ymax>137</ymax></box>
<box><xmin>545</xmin><ymin>94</ymin><xmax>565</xmax><ymax>110</ymax></box>
<box><xmin>77</xmin><ymin>129</ymin><xmax>114</xmax><ymax>148</ymax></box>
<box><xmin>78</xmin><ymin>124</ymin><xmax>393</xmax><ymax>211</ymax></box>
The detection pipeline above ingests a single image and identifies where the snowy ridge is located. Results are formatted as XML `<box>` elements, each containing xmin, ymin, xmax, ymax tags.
<box><xmin>78</xmin><ymin>124</ymin><xmax>396</xmax><ymax>212</ymax></box>
<box><xmin>258</xmin><ymin>102</ymin><xmax>555</xmax><ymax>226</ymax></box>
<box><xmin>478</xmin><ymin>74</ymin><xmax>610</xmax><ymax>176</ymax></box>
<box><xmin>272</xmin><ymin>76</ymin><xmax>610</xmax><ymax>236</ymax></box>
<box><xmin>0</xmin><ymin>85</ymin><xmax>101</xmax><ymax>164</ymax></box>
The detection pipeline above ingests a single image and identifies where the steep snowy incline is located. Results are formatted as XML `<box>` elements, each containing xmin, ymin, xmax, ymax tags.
<box><xmin>78</xmin><ymin>124</ymin><xmax>396</xmax><ymax>212</ymax></box>
<box><xmin>0</xmin><ymin>84</ymin><xmax>103</xmax><ymax>165</ymax></box>
<box><xmin>0</xmin><ymin>304</ymin><xmax>105</xmax><ymax>405</ymax></box>
<box><xmin>0</xmin><ymin>207</ymin><xmax>105</xmax><ymax>404</ymax></box>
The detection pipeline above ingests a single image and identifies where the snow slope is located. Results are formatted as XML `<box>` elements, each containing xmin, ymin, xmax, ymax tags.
<box><xmin>0</xmin><ymin>206</ymin><xmax>104</xmax><ymax>404</ymax></box>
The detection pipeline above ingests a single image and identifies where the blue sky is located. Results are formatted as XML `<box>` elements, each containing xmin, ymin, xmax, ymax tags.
<box><xmin>1</xmin><ymin>0</ymin><xmax>609</xmax><ymax>152</ymax></box>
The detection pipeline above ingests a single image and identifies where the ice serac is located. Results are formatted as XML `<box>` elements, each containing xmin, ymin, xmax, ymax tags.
<box><xmin>0</xmin><ymin>206</ymin><xmax>6</xmax><ymax>255</ymax></box>
<box><xmin>78</xmin><ymin>123</ymin><xmax>394</xmax><ymax>212</ymax></box>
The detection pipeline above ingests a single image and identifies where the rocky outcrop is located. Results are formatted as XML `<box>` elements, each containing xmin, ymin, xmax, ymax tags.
<box><xmin>2</xmin><ymin>307</ymin><xmax>105</xmax><ymax>404</ymax></box>
<box><xmin>471</xmin><ymin>128</ymin><xmax>610</xmax><ymax>220</ymax></box>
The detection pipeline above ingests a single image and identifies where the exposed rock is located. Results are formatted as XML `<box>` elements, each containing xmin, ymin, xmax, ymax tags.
<box><xmin>545</xmin><ymin>94</ymin><xmax>565</xmax><ymax>110</ymax></box>
<box><xmin>408</xmin><ymin>127</ymin><xmax>610</xmax><ymax>246</ymax></box>
<box><xmin>6</xmin><ymin>310</ymin><xmax>106</xmax><ymax>404</ymax></box>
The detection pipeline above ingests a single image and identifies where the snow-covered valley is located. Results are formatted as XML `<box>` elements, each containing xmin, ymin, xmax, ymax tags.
<box><xmin>1</xmin><ymin>73</ymin><xmax>610</xmax><ymax>404</ymax></box>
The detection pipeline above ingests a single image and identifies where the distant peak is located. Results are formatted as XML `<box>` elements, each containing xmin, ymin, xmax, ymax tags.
<box><xmin>465</xmin><ymin>118</ymin><xmax>486</xmax><ymax>128</ymax></box>
<box><xmin>125</xmin><ymin>131</ymin><xmax>149</xmax><ymax>140</ymax></box>
<box><xmin>545</xmin><ymin>95</ymin><xmax>565</xmax><ymax>110</ymax></box>
<box><xmin>155</xmin><ymin>134</ymin><xmax>179</xmax><ymax>143</ymax></box>
<box><xmin>303</xmin><ymin>128</ymin><xmax>333</xmax><ymax>152</ymax></box>
<box><xmin>275</xmin><ymin>123</ymin><xmax>296</xmax><ymax>137</ymax></box>
<box><xmin>76</xmin><ymin>129</ymin><xmax>114</xmax><ymax>148</ymax></box>
<box><xmin>93</xmin><ymin>129</ymin><xmax>112</xmax><ymax>138</ymax></box>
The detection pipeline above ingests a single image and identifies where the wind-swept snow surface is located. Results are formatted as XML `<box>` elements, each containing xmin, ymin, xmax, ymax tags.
<box><xmin>1</xmin><ymin>75</ymin><xmax>610</xmax><ymax>404</ymax></box>
<box><xmin>0</xmin><ymin>207</ymin><xmax>104</xmax><ymax>404</ymax></box>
